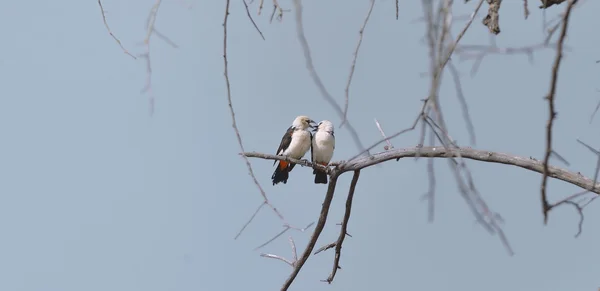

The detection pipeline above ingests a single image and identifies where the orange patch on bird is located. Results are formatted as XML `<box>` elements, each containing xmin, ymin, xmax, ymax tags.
<box><xmin>279</xmin><ymin>161</ymin><xmax>289</xmax><ymax>169</ymax></box>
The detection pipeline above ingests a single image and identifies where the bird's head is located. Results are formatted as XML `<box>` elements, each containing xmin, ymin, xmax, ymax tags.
<box><xmin>313</xmin><ymin>120</ymin><xmax>334</xmax><ymax>133</ymax></box>
<box><xmin>293</xmin><ymin>115</ymin><xmax>317</xmax><ymax>130</ymax></box>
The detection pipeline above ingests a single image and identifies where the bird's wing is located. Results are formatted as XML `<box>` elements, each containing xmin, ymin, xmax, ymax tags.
<box><xmin>274</xmin><ymin>126</ymin><xmax>294</xmax><ymax>166</ymax></box>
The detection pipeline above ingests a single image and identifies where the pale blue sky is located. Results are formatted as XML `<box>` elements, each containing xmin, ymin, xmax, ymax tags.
<box><xmin>0</xmin><ymin>0</ymin><xmax>599</xmax><ymax>290</ymax></box>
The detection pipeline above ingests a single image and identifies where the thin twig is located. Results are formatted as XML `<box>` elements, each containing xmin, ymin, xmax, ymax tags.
<box><xmin>541</xmin><ymin>0</ymin><xmax>576</xmax><ymax>224</ymax></box>
<box><xmin>321</xmin><ymin>170</ymin><xmax>360</xmax><ymax>284</ymax></box>
<box><xmin>374</xmin><ymin>118</ymin><xmax>394</xmax><ymax>150</ymax></box>
<box><xmin>224</xmin><ymin>0</ymin><xmax>296</xmax><ymax>243</ymax></box>
<box><xmin>448</xmin><ymin>61</ymin><xmax>476</xmax><ymax>145</ymax></box>
<box><xmin>97</xmin><ymin>0</ymin><xmax>136</xmax><ymax>59</ymax></box>
<box><xmin>280</xmin><ymin>174</ymin><xmax>340</xmax><ymax>291</ymax></box>
<box><xmin>141</xmin><ymin>0</ymin><xmax>163</xmax><ymax>116</ymax></box>
<box><xmin>291</xmin><ymin>0</ymin><xmax>367</xmax><ymax>155</ymax></box>
<box><xmin>341</xmin><ymin>0</ymin><xmax>375</xmax><ymax>127</ymax></box>
<box><xmin>421</xmin><ymin>129</ymin><xmax>436</xmax><ymax>223</ymax></box>
<box><xmin>243</xmin><ymin>0</ymin><xmax>266</xmax><ymax>40</ymax></box>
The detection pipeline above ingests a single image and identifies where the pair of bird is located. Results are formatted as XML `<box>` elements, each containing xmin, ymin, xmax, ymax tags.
<box><xmin>271</xmin><ymin>115</ymin><xmax>335</xmax><ymax>185</ymax></box>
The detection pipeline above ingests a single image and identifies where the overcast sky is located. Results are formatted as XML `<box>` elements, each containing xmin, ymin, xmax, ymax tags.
<box><xmin>0</xmin><ymin>0</ymin><xmax>599</xmax><ymax>290</ymax></box>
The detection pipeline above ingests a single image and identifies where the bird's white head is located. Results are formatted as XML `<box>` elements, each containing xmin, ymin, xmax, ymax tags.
<box><xmin>292</xmin><ymin>115</ymin><xmax>316</xmax><ymax>130</ymax></box>
<box><xmin>316</xmin><ymin>120</ymin><xmax>334</xmax><ymax>133</ymax></box>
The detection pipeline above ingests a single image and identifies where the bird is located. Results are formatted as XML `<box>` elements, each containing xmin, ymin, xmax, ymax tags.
<box><xmin>272</xmin><ymin>115</ymin><xmax>317</xmax><ymax>185</ymax></box>
<box><xmin>311</xmin><ymin>120</ymin><xmax>335</xmax><ymax>184</ymax></box>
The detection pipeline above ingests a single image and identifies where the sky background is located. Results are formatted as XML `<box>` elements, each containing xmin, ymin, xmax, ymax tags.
<box><xmin>0</xmin><ymin>0</ymin><xmax>599</xmax><ymax>290</ymax></box>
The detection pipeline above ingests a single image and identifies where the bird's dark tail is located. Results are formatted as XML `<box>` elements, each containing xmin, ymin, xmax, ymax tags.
<box><xmin>313</xmin><ymin>168</ymin><xmax>328</xmax><ymax>184</ymax></box>
<box><xmin>272</xmin><ymin>161</ymin><xmax>291</xmax><ymax>185</ymax></box>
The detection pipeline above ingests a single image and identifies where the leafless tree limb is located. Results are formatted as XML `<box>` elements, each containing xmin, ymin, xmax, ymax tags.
<box><xmin>447</xmin><ymin>61</ymin><xmax>476</xmax><ymax>145</ymax></box>
<box><xmin>243</xmin><ymin>0</ymin><xmax>266</xmax><ymax>40</ymax></box>
<box><xmin>97</xmin><ymin>0</ymin><xmax>136</xmax><ymax>59</ymax></box>
<box><xmin>291</xmin><ymin>0</ymin><xmax>368</xmax><ymax>155</ymax></box>
<box><xmin>456</xmin><ymin>42</ymin><xmax>558</xmax><ymax>76</ymax></box>
<box><xmin>139</xmin><ymin>0</ymin><xmax>168</xmax><ymax>116</ymax></box>
<box><xmin>541</xmin><ymin>0</ymin><xmax>576</xmax><ymax>225</ymax></box>
<box><xmin>245</xmin><ymin>144</ymin><xmax>600</xmax><ymax>289</ymax></box>
<box><xmin>280</xmin><ymin>174</ymin><xmax>340</xmax><ymax>291</ymax></box>
<box><xmin>341</xmin><ymin>0</ymin><xmax>375</xmax><ymax>128</ymax></box>
<box><xmin>223</xmin><ymin>0</ymin><xmax>303</xmax><ymax>245</ymax></box>
<box><xmin>317</xmin><ymin>170</ymin><xmax>360</xmax><ymax>284</ymax></box>
<box><xmin>254</xmin><ymin>222</ymin><xmax>314</xmax><ymax>250</ymax></box>
<box><xmin>244</xmin><ymin>147</ymin><xmax>600</xmax><ymax>197</ymax></box>
<box><xmin>260</xmin><ymin>236</ymin><xmax>299</xmax><ymax>267</ymax></box>
<box><xmin>420</xmin><ymin>128</ymin><xmax>437</xmax><ymax>223</ymax></box>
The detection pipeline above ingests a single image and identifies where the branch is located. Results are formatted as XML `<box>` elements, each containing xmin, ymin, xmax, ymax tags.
<box><xmin>317</xmin><ymin>170</ymin><xmax>360</xmax><ymax>284</ymax></box>
<box><xmin>97</xmin><ymin>0</ymin><xmax>136</xmax><ymax>59</ymax></box>
<box><xmin>224</xmin><ymin>0</ymin><xmax>299</xmax><ymax>244</ymax></box>
<box><xmin>280</xmin><ymin>174</ymin><xmax>340</xmax><ymax>291</ymax></box>
<box><xmin>541</xmin><ymin>0</ymin><xmax>576</xmax><ymax>224</ymax></box>
<box><xmin>243</xmin><ymin>0</ymin><xmax>266</xmax><ymax>40</ymax></box>
<box><xmin>243</xmin><ymin>147</ymin><xmax>600</xmax><ymax>193</ymax></box>
<box><xmin>260</xmin><ymin>236</ymin><xmax>298</xmax><ymax>267</ymax></box>
<box><xmin>291</xmin><ymin>0</ymin><xmax>368</xmax><ymax>155</ymax></box>
<box><xmin>139</xmin><ymin>0</ymin><xmax>165</xmax><ymax>116</ymax></box>
<box><xmin>341</xmin><ymin>0</ymin><xmax>375</xmax><ymax>127</ymax></box>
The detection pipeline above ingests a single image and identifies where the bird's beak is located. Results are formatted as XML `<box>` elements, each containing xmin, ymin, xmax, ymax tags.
<box><xmin>309</xmin><ymin>120</ymin><xmax>317</xmax><ymax>129</ymax></box>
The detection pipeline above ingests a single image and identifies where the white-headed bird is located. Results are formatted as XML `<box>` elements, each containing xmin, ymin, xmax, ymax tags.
<box><xmin>311</xmin><ymin>120</ymin><xmax>335</xmax><ymax>184</ymax></box>
<box><xmin>272</xmin><ymin>115</ymin><xmax>317</xmax><ymax>185</ymax></box>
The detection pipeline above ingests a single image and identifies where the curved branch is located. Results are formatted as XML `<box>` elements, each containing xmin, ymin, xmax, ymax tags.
<box><xmin>281</xmin><ymin>173</ymin><xmax>340</xmax><ymax>291</ymax></box>
<box><xmin>321</xmin><ymin>170</ymin><xmax>360</xmax><ymax>284</ymax></box>
<box><xmin>244</xmin><ymin>146</ymin><xmax>600</xmax><ymax>194</ymax></box>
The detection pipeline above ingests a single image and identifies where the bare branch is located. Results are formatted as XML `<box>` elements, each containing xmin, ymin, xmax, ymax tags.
<box><xmin>254</xmin><ymin>222</ymin><xmax>314</xmax><ymax>250</ymax></box>
<box><xmin>447</xmin><ymin>61</ymin><xmax>476</xmax><ymax>145</ymax></box>
<box><xmin>541</xmin><ymin>0</ymin><xmax>576</xmax><ymax>225</ymax></box>
<box><xmin>319</xmin><ymin>170</ymin><xmax>360</xmax><ymax>284</ymax></box>
<box><xmin>140</xmin><ymin>0</ymin><xmax>165</xmax><ymax>116</ymax></box>
<box><xmin>224</xmin><ymin>0</ymin><xmax>299</xmax><ymax>244</ymax></box>
<box><xmin>341</xmin><ymin>0</ymin><xmax>375</xmax><ymax>127</ymax></box>
<box><xmin>97</xmin><ymin>0</ymin><xmax>136</xmax><ymax>59</ymax></box>
<box><xmin>420</xmin><ymin>129</ymin><xmax>437</xmax><ymax>223</ymax></box>
<box><xmin>280</xmin><ymin>174</ymin><xmax>340</xmax><ymax>291</ymax></box>
<box><xmin>243</xmin><ymin>147</ymin><xmax>600</xmax><ymax>194</ymax></box>
<box><xmin>291</xmin><ymin>0</ymin><xmax>367</xmax><ymax>155</ymax></box>
<box><xmin>243</xmin><ymin>0</ymin><xmax>266</xmax><ymax>40</ymax></box>
<box><xmin>351</xmin><ymin>101</ymin><xmax>428</xmax><ymax>161</ymax></box>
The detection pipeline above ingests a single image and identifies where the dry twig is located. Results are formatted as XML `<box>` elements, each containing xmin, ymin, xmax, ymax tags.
<box><xmin>245</xmin><ymin>144</ymin><xmax>600</xmax><ymax>289</ymax></box>
<box><xmin>223</xmin><ymin>0</ymin><xmax>304</xmax><ymax>246</ymax></box>
<box><xmin>374</xmin><ymin>118</ymin><xmax>394</xmax><ymax>150</ymax></box>
<box><xmin>97</xmin><ymin>0</ymin><xmax>136</xmax><ymax>59</ymax></box>
<box><xmin>316</xmin><ymin>170</ymin><xmax>360</xmax><ymax>284</ymax></box>
<box><xmin>341</xmin><ymin>0</ymin><xmax>375</xmax><ymax>128</ymax></box>
<box><xmin>541</xmin><ymin>0</ymin><xmax>576</xmax><ymax>224</ymax></box>
<box><xmin>243</xmin><ymin>0</ymin><xmax>266</xmax><ymax>40</ymax></box>
<box><xmin>291</xmin><ymin>0</ymin><xmax>368</xmax><ymax>155</ymax></box>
